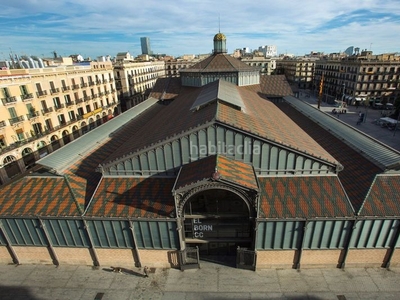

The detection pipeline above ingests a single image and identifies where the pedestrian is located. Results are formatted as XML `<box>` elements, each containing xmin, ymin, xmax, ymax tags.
<box><xmin>143</xmin><ymin>266</ymin><xmax>149</xmax><ymax>278</ymax></box>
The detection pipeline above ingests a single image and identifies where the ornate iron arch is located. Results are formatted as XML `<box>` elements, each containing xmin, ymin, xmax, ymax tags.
<box><xmin>176</xmin><ymin>181</ymin><xmax>257</xmax><ymax>218</ymax></box>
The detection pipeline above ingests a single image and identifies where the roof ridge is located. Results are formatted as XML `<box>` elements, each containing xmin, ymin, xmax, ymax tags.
<box><xmin>64</xmin><ymin>175</ymin><xmax>85</xmax><ymax>215</ymax></box>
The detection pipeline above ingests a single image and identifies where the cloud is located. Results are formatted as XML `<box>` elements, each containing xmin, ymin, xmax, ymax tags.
<box><xmin>0</xmin><ymin>0</ymin><xmax>399</xmax><ymax>58</ymax></box>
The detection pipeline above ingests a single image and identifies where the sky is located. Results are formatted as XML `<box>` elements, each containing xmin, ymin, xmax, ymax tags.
<box><xmin>1</xmin><ymin>0</ymin><xmax>400</xmax><ymax>60</ymax></box>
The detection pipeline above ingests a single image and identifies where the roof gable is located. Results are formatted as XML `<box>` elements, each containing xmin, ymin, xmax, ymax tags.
<box><xmin>173</xmin><ymin>155</ymin><xmax>258</xmax><ymax>193</ymax></box>
<box><xmin>186</xmin><ymin>53</ymin><xmax>256</xmax><ymax>72</ymax></box>
<box><xmin>190</xmin><ymin>79</ymin><xmax>244</xmax><ymax>112</ymax></box>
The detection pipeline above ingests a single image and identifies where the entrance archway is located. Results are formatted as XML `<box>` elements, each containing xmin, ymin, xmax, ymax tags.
<box><xmin>182</xmin><ymin>188</ymin><xmax>254</xmax><ymax>265</ymax></box>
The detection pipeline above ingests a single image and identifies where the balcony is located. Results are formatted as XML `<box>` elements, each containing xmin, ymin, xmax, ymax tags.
<box><xmin>89</xmin><ymin>81</ymin><xmax>95</xmax><ymax>86</ymax></box>
<box><xmin>50</xmin><ymin>88</ymin><xmax>60</xmax><ymax>95</ymax></box>
<box><xmin>62</xmin><ymin>86</ymin><xmax>71</xmax><ymax>92</ymax></box>
<box><xmin>21</xmin><ymin>93</ymin><xmax>34</xmax><ymax>101</ymax></box>
<box><xmin>36</xmin><ymin>91</ymin><xmax>48</xmax><ymax>98</ymax></box>
<box><xmin>1</xmin><ymin>96</ymin><xmax>17</xmax><ymax>105</ymax></box>
<box><xmin>96</xmin><ymin>81</ymin><xmax>102</xmax><ymax>85</ymax></box>
<box><xmin>66</xmin><ymin>101</ymin><xmax>75</xmax><ymax>107</ymax></box>
<box><xmin>80</xmin><ymin>83</ymin><xmax>88</xmax><ymax>88</ymax></box>
<box><xmin>54</xmin><ymin>104</ymin><xmax>65</xmax><ymax>111</ymax></box>
<box><xmin>41</xmin><ymin>107</ymin><xmax>54</xmax><ymax>115</ymax></box>
<box><xmin>75</xmin><ymin>98</ymin><xmax>84</xmax><ymax>104</ymax></box>
<box><xmin>84</xmin><ymin>95</ymin><xmax>92</xmax><ymax>101</ymax></box>
<box><xmin>71</xmin><ymin>84</ymin><xmax>80</xmax><ymax>90</ymax></box>
<box><xmin>9</xmin><ymin>115</ymin><xmax>24</xmax><ymax>125</ymax></box>
<box><xmin>0</xmin><ymin>120</ymin><xmax>6</xmax><ymax>128</ymax></box>
<box><xmin>103</xmin><ymin>79</ymin><xmax>108</xmax><ymax>83</ymax></box>
<box><xmin>26</xmin><ymin>111</ymin><xmax>40</xmax><ymax>120</ymax></box>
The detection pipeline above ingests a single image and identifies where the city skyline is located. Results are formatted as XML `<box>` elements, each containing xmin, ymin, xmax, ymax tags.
<box><xmin>1</xmin><ymin>0</ymin><xmax>400</xmax><ymax>60</ymax></box>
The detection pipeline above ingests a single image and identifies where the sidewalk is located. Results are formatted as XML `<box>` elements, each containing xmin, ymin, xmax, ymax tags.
<box><xmin>0</xmin><ymin>262</ymin><xmax>400</xmax><ymax>299</ymax></box>
<box><xmin>298</xmin><ymin>90</ymin><xmax>400</xmax><ymax>152</ymax></box>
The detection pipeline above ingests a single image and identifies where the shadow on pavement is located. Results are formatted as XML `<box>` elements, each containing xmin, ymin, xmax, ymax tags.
<box><xmin>0</xmin><ymin>285</ymin><xmax>39</xmax><ymax>300</ymax></box>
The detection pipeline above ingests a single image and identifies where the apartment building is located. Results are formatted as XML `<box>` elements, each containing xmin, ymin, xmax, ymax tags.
<box><xmin>0</xmin><ymin>61</ymin><xmax>119</xmax><ymax>185</ymax></box>
<box><xmin>314</xmin><ymin>52</ymin><xmax>400</xmax><ymax>105</ymax></box>
<box><xmin>113</xmin><ymin>53</ymin><xmax>165</xmax><ymax>110</ymax></box>
<box><xmin>164</xmin><ymin>58</ymin><xmax>201</xmax><ymax>77</ymax></box>
<box><xmin>240</xmin><ymin>56</ymin><xmax>276</xmax><ymax>75</ymax></box>
<box><xmin>276</xmin><ymin>58</ymin><xmax>317</xmax><ymax>89</ymax></box>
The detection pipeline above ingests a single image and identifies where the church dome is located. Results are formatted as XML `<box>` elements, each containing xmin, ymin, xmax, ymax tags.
<box><xmin>213</xmin><ymin>32</ymin><xmax>226</xmax><ymax>41</ymax></box>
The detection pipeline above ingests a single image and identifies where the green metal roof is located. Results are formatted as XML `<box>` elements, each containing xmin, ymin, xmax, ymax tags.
<box><xmin>37</xmin><ymin>98</ymin><xmax>159</xmax><ymax>174</ymax></box>
<box><xmin>284</xmin><ymin>95</ymin><xmax>400</xmax><ymax>170</ymax></box>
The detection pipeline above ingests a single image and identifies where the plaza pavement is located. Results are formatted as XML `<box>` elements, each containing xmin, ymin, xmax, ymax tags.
<box><xmin>1</xmin><ymin>93</ymin><xmax>400</xmax><ymax>300</ymax></box>
<box><xmin>297</xmin><ymin>90</ymin><xmax>400</xmax><ymax>152</ymax></box>
<box><xmin>0</xmin><ymin>262</ymin><xmax>400</xmax><ymax>299</ymax></box>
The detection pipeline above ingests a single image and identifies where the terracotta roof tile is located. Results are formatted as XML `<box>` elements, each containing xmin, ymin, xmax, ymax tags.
<box><xmin>173</xmin><ymin>155</ymin><xmax>258</xmax><ymax>192</ymax></box>
<box><xmin>258</xmin><ymin>176</ymin><xmax>354</xmax><ymax>218</ymax></box>
<box><xmin>358</xmin><ymin>174</ymin><xmax>400</xmax><ymax>216</ymax></box>
<box><xmin>0</xmin><ymin>177</ymin><xmax>82</xmax><ymax>216</ymax></box>
<box><xmin>183</xmin><ymin>53</ymin><xmax>256</xmax><ymax>72</ymax></box>
<box><xmin>85</xmin><ymin>177</ymin><xmax>175</xmax><ymax>218</ymax></box>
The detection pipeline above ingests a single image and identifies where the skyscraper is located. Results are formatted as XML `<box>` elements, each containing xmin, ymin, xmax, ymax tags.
<box><xmin>140</xmin><ymin>37</ymin><xmax>152</xmax><ymax>55</ymax></box>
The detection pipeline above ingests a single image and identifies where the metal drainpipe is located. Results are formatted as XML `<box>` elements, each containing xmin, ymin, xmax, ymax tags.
<box><xmin>38</xmin><ymin>218</ymin><xmax>59</xmax><ymax>266</ymax></box>
<box><xmin>82</xmin><ymin>219</ymin><xmax>100</xmax><ymax>267</ymax></box>
<box><xmin>383</xmin><ymin>219</ymin><xmax>400</xmax><ymax>269</ymax></box>
<box><xmin>296</xmin><ymin>220</ymin><xmax>308</xmax><ymax>269</ymax></box>
<box><xmin>128</xmin><ymin>219</ymin><xmax>142</xmax><ymax>268</ymax></box>
<box><xmin>0</xmin><ymin>220</ymin><xmax>20</xmax><ymax>265</ymax></box>
<box><xmin>340</xmin><ymin>219</ymin><xmax>357</xmax><ymax>269</ymax></box>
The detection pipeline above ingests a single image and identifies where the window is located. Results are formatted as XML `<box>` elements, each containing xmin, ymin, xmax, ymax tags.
<box><xmin>45</xmin><ymin>119</ymin><xmax>53</xmax><ymax>131</ymax></box>
<box><xmin>20</xmin><ymin>85</ymin><xmax>29</xmax><ymax>95</ymax></box>
<box><xmin>68</xmin><ymin>111</ymin><xmax>76</xmax><ymax>121</ymax></box>
<box><xmin>64</xmin><ymin>94</ymin><xmax>71</xmax><ymax>104</ymax></box>
<box><xmin>1</xmin><ymin>87</ymin><xmax>10</xmax><ymax>98</ymax></box>
<box><xmin>53</xmin><ymin>97</ymin><xmax>62</xmax><ymax>108</ymax></box>
<box><xmin>8</xmin><ymin>107</ymin><xmax>17</xmax><ymax>118</ymax></box>
<box><xmin>0</xmin><ymin>136</ymin><xmax>6</xmax><ymax>148</ymax></box>
<box><xmin>58</xmin><ymin>114</ymin><xmax>66</xmax><ymax>125</ymax></box>
<box><xmin>77</xmin><ymin>107</ymin><xmax>84</xmax><ymax>116</ymax></box>
<box><xmin>86</xmin><ymin>104</ymin><xmax>91</xmax><ymax>113</ymax></box>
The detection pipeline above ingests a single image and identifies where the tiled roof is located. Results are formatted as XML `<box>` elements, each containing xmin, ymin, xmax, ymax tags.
<box><xmin>85</xmin><ymin>177</ymin><xmax>175</xmax><ymax>218</ymax></box>
<box><xmin>183</xmin><ymin>53</ymin><xmax>256</xmax><ymax>73</ymax></box>
<box><xmin>260</xmin><ymin>75</ymin><xmax>294</xmax><ymax>98</ymax></box>
<box><xmin>358</xmin><ymin>173</ymin><xmax>400</xmax><ymax>217</ymax></box>
<box><xmin>0</xmin><ymin>176</ymin><xmax>83</xmax><ymax>217</ymax></box>
<box><xmin>276</xmin><ymin>101</ymin><xmax>383</xmax><ymax>213</ymax></box>
<box><xmin>102</xmin><ymin>87</ymin><xmax>217</xmax><ymax>165</ymax></box>
<box><xmin>103</xmin><ymin>78</ymin><xmax>337</xmax><ymax>168</ymax></box>
<box><xmin>258</xmin><ymin>176</ymin><xmax>354</xmax><ymax>219</ymax></box>
<box><xmin>149</xmin><ymin>77</ymin><xmax>181</xmax><ymax>100</ymax></box>
<box><xmin>217</xmin><ymin>85</ymin><xmax>338</xmax><ymax>165</ymax></box>
<box><xmin>173</xmin><ymin>155</ymin><xmax>258</xmax><ymax>193</ymax></box>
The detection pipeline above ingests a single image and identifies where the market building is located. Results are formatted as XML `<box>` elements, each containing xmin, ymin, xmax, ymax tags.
<box><xmin>1</xmin><ymin>33</ymin><xmax>400</xmax><ymax>271</ymax></box>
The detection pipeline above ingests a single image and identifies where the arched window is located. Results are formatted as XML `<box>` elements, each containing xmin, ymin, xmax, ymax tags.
<box><xmin>3</xmin><ymin>155</ymin><xmax>16</xmax><ymax>165</ymax></box>
<box><xmin>22</xmin><ymin>148</ymin><xmax>33</xmax><ymax>156</ymax></box>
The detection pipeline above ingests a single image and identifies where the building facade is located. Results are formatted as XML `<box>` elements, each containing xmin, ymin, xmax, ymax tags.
<box><xmin>113</xmin><ymin>54</ymin><xmax>165</xmax><ymax>111</ymax></box>
<box><xmin>276</xmin><ymin>58</ymin><xmax>317</xmax><ymax>90</ymax></box>
<box><xmin>0</xmin><ymin>62</ymin><xmax>119</xmax><ymax>185</ymax></box>
<box><xmin>314</xmin><ymin>52</ymin><xmax>400</xmax><ymax>105</ymax></box>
